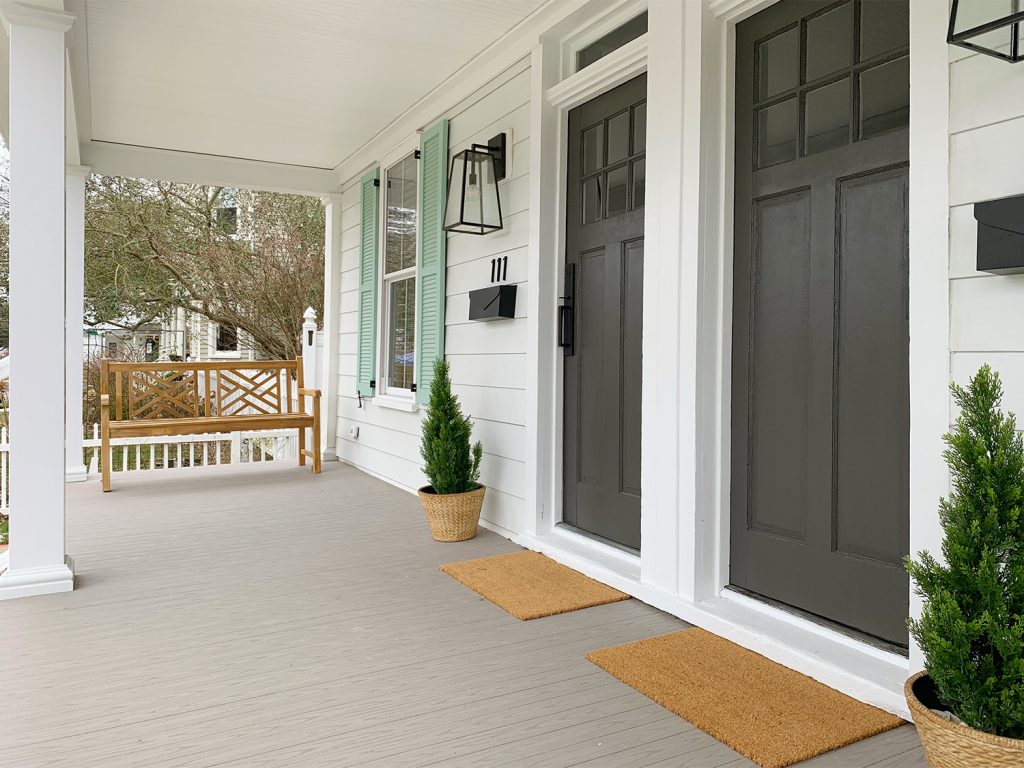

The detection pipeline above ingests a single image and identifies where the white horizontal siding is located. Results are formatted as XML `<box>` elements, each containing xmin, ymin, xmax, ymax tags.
<box><xmin>948</xmin><ymin>48</ymin><xmax>1024</xmax><ymax>427</ymax></box>
<box><xmin>335</xmin><ymin>63</ymin><xmax>532</xmax><ymax>530</ymax></box>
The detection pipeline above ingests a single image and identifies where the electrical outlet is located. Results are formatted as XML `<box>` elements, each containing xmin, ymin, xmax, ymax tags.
<box><xmin>349</xmin><ymin>425</ymin><xmax>360</xmax><ymax>439</ymax></box>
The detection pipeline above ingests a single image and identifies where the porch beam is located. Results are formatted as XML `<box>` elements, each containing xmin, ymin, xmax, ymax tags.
<box><xmin>65</xmin><ymin>165</ymin><xmax>89</xmax><ymax>482</ymax></box>
<box><xmin>0</xmin><ymin>0</ymin><xmax>75</xmax><ymax>598</ymax></box>
<box><xmin>79</xmin><ymin>140</ymin><xmax>339</xmax><ymax>197</ymax></box>
<box><xmin>319</xmin><ymin>193</ymin><xmax>343</xmax><ymax>461</ymax></box>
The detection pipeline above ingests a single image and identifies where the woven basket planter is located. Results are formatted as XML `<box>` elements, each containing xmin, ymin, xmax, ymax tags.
<box><xmin>418</xmin><ymin>485</ymin><xmax>485</xmax><ymax>542</ymax></box>
<box><xmin>905</xmin><ymin>672</ymin><xmax>1024</xmax><ymax>767</ymax></box>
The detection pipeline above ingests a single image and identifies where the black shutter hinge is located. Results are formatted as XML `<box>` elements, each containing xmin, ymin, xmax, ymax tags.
<box><xmin>410</xmin><ymin>383</ymin><xmax>417</xmax><ymax>393</ymax></box>
<box><xmin>369</xmin><ymin>379</ymin><xmax>376</xmax><ymax>389</ymax></box>
<box><xmin>414</xmin><ymin>149</ymin><xmax>421</xmax><ymax>159</ymax></box>
<box><xmin>372</xmin><ymin>179</ymin><xmax>380</xmax><ymax>188</ymax></box>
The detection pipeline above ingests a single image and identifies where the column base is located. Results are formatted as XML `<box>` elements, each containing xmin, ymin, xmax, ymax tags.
<box><xmin>321</xmin><ymin>448</ymin><xmax>338</xmax><ymax>462</ymax></box>
<box><xmin>65</xmin><ymin>465</ymin><xmax>89</xmax><ymax>483</ymax></box>
<box><xmin>0</xmin><ymin>555</ymin><xmax>74</xmax><ymax>600</ymax></box>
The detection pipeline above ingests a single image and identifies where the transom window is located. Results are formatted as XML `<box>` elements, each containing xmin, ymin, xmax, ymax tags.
<box><xmin>381</xmin><ymin>152</ymin><xmax>419</xmax><ymax>395</ymax></box>
<box><xmin>576</xmin><ymin>11</ymin><xmax>648</xmax><ymax>72</ymax></box>
<box><xmin>753</xmin><ymin>0</ymin><xmax>909</xmax><ymax>169</ymax></box>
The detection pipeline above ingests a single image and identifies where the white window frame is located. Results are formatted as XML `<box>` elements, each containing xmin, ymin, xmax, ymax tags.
<box><xmin>376</xmin><ymin>141</ymin><xmax>421</xmax><ymax>402</ymax></box>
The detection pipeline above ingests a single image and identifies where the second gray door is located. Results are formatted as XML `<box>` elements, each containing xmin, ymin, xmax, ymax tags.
<box><xmin>731</xmin><ymin>0</ymin><xmax>910</xmax><ymax>646</ymax></box>
<box><xmin>563</xmin><ymin>74</ymin><xmax>646</xmax><ymax>550</ymax></box>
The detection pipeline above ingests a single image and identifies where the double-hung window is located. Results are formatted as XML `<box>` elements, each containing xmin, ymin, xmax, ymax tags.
<box><xmin>380</xmin><ymin>152</ymin><xmax>419</xmax><ymax>397</ymax></box>
<box><xmin>356</xmin><ymin>118</ymin><xmax>448</xmax><ymax>404</ymax></box>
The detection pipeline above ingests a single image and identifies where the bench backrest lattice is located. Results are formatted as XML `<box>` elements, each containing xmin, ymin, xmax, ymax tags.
<box><xmin>103</xmin><ymin>360</ymin><xmax>301</xmax><ymax>422</ymax></box>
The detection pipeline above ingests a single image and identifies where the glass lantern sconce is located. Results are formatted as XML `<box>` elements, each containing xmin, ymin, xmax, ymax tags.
<box><xmin>443</xmin><ymin>133</ymin><xmax>506</xmax><ymax>235</ymax></box>
<box><xmin>948</xmin><ymin>0</ymin><xmax>1024</xmax><ymax>62</ymax></box>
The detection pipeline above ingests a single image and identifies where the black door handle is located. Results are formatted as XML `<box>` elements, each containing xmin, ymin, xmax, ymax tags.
<box><xmin>559</xmin><ymin>263</ymin><xmax>575</xmax><ymax>356</ymax></box>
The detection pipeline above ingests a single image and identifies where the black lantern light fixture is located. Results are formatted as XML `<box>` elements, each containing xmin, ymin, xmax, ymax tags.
<box><xmin>443</xmin><ymin>133</ymin><xmax>506</xmax><ymax>235</ymax></box>
<box><xmin>948</xmin><ymin>0</ymin><xmax>1024</xmax><ymax>62</ymax></box>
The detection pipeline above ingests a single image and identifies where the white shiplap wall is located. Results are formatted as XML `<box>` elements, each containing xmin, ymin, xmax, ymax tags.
<box><xmin>948</xmin><ymin>49</ymin><xmax>1024</xmax><ymax>419</ymax></box>
<box><xmin>335</xmin><ymin>60</ymin><xmax>532</xmax><ymax>533</ymax></box>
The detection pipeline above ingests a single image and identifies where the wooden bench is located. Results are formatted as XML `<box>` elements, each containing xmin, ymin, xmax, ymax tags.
<box><xmin>99</xmin><ymin>357</ymin><xmax>320</xmax><ymax>491</ymax></box>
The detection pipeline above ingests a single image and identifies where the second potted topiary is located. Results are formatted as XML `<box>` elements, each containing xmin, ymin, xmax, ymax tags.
<box><xmin>905</xmin><ymin>365</ymin><xmax>1024</xmax><ymax>766</ymax></box>
<box><xmin>418</xmin><ymin>358</ymin><xmax>484</xmax><ymax>542</ymax></box>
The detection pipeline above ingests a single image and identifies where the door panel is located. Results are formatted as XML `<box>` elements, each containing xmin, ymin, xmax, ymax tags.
<box><xmin>731</xmin><ymin>0</ymin><xmax>910</xmax><ymax>646</ymax></box>
<box><xmin>563</xmin><ymin>74</ymin><xmax>646</xmax><ymax>550</ymax></box>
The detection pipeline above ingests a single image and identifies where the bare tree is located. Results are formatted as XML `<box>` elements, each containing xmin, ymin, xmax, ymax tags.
<box><xmin>85</xmin><ymin>176</ymin><xmax>325</xmax><ymax>359</ymax></box>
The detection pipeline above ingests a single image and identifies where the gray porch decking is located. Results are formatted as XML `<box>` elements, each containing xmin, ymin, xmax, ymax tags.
<box><xmin>0</xmin><ymin>462</ymin><xmax>925</xmax><ymax>767</ymax></box>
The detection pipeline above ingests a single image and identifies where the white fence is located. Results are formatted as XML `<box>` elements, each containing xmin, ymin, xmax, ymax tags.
<box><xmin>0</xmin><ymin>425</ymin><xmax>299</xmax><ymax>513</ymax></box>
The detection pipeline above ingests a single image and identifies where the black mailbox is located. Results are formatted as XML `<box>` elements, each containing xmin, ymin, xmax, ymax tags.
<box><xmin>976</xmin><ymin>195</ymin><xmax>1024</xmax><ymax>275</ymax></box>
<box><xmin>468</xmin><ymin>284</ymin><xmax>517</xmax><ymax>321</ymax></box>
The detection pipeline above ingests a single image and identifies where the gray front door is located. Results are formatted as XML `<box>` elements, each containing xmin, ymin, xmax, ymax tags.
<box><xmin>731</xmin><ymin>0</ymin><xmax>910</xmax><ymax>646</ymax></box>
<box><xmin>563</xmin><ymin>74</ymin><xmax>646</xmax><ymax>550</ymax></box>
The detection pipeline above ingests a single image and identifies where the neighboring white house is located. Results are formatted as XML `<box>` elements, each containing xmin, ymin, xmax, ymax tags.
<box><xmin>3</xmin><ymin>0</ymin><xmax>1021</xmax><ymax>721</ymax></box>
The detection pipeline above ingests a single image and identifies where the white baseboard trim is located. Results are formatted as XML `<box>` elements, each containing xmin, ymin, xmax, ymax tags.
<box><xmin>0</xmin><ymin>555</ymin><xmax>75</xmax><ymax>600</ymax></box>
<box><xmin>65</xmin><ymin>465</ymin><xmax>89</xmax><ymax>483</ymax></box>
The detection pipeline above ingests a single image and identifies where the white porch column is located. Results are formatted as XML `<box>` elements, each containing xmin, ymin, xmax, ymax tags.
<box><xmin>318</xmin><ymin>193</ymin><xmax>342</xmax><ymax>461</ymax></box>
<box><xmin>65</xmin><ymin>165</ymin><xmax>89</xmax><ymax>482</ymax></box>
<box><xmin>0</xmin><ymin>1</ymin><xmax>76</xmax><ymax>599</ymax></box>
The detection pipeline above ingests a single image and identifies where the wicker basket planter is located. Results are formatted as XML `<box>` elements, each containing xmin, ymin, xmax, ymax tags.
<box><xmin>905</xmin><ymin>672</ymin><xmax>1024</xmax><ymax>768</ymax></box>
<box><xmin>418</xmin><ymin>485</ymin><xmax>485</xmax><ymax>542</ymax></box>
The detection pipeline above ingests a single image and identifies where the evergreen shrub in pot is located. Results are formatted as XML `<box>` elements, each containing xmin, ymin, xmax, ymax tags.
<box><xmin>905</xmin><ymin>365</ymin><xmax>1024</xmax><ymax>766</ymax></box>
<box><xmin>418</xmin><ymin>358</ymin><xmax>484</xmax><ymax>542</ymax></box>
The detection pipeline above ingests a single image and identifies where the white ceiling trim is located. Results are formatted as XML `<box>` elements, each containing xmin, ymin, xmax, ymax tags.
<box><xmin>80</xmin><ymin>140</ymin><xmax>338</xmax><ymax>195</ymax></box>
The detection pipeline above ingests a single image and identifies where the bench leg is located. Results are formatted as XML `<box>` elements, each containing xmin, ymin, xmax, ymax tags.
<box><xmin>298</xmin><ymin>427</ymin><xmax>306</xmax><ymax>467</ymax></box>
<box><xmin>102</xmin><ymin>438</ymin><xmax>111</xmax><ymax>492</ymax></box>
<box><xmin>312</xmin><ymin>416</ymin><xmax>321</xmax><ymax>475</ymax></box>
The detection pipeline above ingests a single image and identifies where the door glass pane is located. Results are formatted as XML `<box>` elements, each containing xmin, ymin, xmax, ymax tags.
<box><xmin>757</xmin><ymin>26</ymin><xmax>799</xmax><ymax>100</ymax></box>
<box><xmin>387</xmin><ymin>277</ymin><xmax>416</xmax><ymax>390</ymax></box>
<box><xmin>606</xmin><ymin>165</ymin><xmax>629</xmax><ymax>218</ymax></box>
<box><xmin>632</xmin><ymin>102</ymin><xmax>646</xmax><ymax>154</ymax></box>
<box><xmin>757</xmin><ymin>97</ymin><xmax>798</xmax><ymax>167</ymax></box>
<box><xmin>805</xmin><ymin>2</ymin><xmax>853</xmax><ymax>82</ymax></box>
<box><xmin>577</xmin><ymin>11</ymin><xmax>648</xmax><ymax>71</ymax></box>
<box><xmin>607</xmin><ymin>111</ymin><xmax>630</xmax><ymax>164</ymax></box>
<box><xmin>384</xmin><ymin>154</ymin><xmax>418</xmax><ymax>274</ymax></box>
<box><xmin>582</xmin><ymin>177</ymin><xmax>602</xmax><ymax>224</ymax></box>
<box><xmin>631</xmin><ymin>159</ymin><xmax>645</xmax><ymax>209</ymax></box>
<box><xmin>860</xmin><ymin>0</ymin><xmax>909</xmax><ymax>61</ymax></box>
<box><xmin>859</xmin><ymin>56</ymin><xmax>909</xmax><ymax>139</ymax></box>
<box><xmin>804</xmin><ymin>77</ymin><xmax>850</xmax><ymax>155</ymax></box>
<box><xmin>583</xmin><ymin>124</ymin><xmax>603</xmax><ymax>175</ymax></box>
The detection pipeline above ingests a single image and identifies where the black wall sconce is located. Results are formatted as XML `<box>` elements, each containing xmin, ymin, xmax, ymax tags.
<box><xmin>444</xmin><ymin>133</ymin><xmax>506</xmax><ymax>235</ymax></box>
<box><xmin>948</xmin><ymin>0</ymin><xmax>1024</xmax><ymax>62</ymax></box>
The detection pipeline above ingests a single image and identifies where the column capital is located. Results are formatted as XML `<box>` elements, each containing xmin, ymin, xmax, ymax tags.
<box><xmin>319</xmin><ymin>192</ymin><xmax>343</xmax><ymax>207</ymax></box>
<box><xmin>66</xmin><ymin>164</ymin><xmax>91</xmax><ymax>178</ymax></box>
<box><xmin>1</xmin><ymin>1</ymin><xmax>75</xmax><ymax>33</ymax></box>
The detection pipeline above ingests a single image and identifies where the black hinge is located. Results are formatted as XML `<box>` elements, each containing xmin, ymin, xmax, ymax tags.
<box><xmin>410</xmin><ymin>383</ymin><xmax>417</xmax><ymax>393</ymax></box>
<box><xmin>369</xmin><ymin>379</ymin><xmax>376</xmax><ymax>389</ymax></box>
<box><xmin>414</xmin><ymin>149</ymin><xmax>421</xmax><ymax>160</ymax></box>
<box><xmin>372</xmin><ymin>179</ymin><xmax>380</xmax><ymax>188</ymax></box>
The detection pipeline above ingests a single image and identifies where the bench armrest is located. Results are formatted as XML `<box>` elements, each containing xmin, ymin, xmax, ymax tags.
<box><xmin>298</xmin><ymin>388</ymin><xmax>321</xmax><ymax>397</ymax></box>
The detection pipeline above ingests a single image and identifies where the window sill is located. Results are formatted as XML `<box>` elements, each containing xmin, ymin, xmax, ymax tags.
<box><xmin>372</xmin><ymin>395</ymin><xmax>419</xmax><ymax>413</ymax></box>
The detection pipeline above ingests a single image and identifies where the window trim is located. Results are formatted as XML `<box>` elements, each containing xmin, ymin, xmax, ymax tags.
<box><xmin>376</xmin><ymin>141</ymin><xmax>421</xmax><ymax>400</ymax></box>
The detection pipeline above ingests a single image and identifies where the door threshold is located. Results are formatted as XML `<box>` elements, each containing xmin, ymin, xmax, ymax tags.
<box><xmin>555</xmin><ymin>522</ymin><xmax>640</xmax><ymax>557</ymax></box>
<box><xmin>725</xmin><ymin>586</ymin><xmax>910</xmax><ymax>658</ymax></box>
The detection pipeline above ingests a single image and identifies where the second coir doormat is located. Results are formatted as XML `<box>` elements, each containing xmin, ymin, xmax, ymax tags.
<box><xmin>587</xmin><ymin>628</ymin><xmax>905</xmax><ymax>768</ymax></box>
<box><xmin>440</xmin><ymin>550</ymin><xmax>630</xmax><ymax>620</ymax></box>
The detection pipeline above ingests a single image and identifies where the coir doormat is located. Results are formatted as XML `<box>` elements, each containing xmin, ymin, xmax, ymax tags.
<box><xmin>586</xmin><ymin>628</ymin><xmax>905</xmax><ymax>768</ymax></box>
<box><xmin>440</xmin><ymin>550</ymin><xmax>630</xmax><ymax>620</ymax></box>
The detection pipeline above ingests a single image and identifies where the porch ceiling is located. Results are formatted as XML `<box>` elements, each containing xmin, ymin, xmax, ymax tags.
<box><xmin>76</xmin><ymin>0</ymin><xmax>547</xmax><ymax>170</ymax></box>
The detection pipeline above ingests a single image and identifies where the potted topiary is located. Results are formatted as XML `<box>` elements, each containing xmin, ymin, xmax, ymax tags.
<box><xmin>905</xmin><ymin>365</ymin><xmax>1024</xmax><ymax>766</ymax></box>
<box><xmin>418</xmin><ymin>358</ymin><xmax>484</xmax><ymax>542</ymax></box>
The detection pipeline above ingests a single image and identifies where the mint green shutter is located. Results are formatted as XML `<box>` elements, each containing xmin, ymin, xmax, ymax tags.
<box><xmin>415</xmin><ymin>119</ymin><xmax>449</xmax><ymax>404</ymax></box>
<box><xmin>357</xmin><ymin>167</ymin><xmax>380</xmax><ymax>397</ymax></box>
